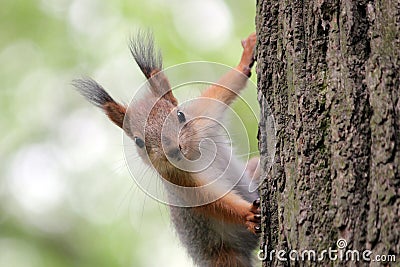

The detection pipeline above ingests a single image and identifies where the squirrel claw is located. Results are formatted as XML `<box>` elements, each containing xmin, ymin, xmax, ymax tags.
<box><xmin>253</xmin><ymin>198</ymin><xmax>260</xmax><ymax>207</ymax></box>
<box><xmin>240</xmin><ymin>33</ymin><xmax>257</xmax><ymax>74</ymax></box>
<box><xmin>246</xmin><ymin>198</ymin><xmax>262</xmax><ymax>235</ymax></box>
<box><xmin>246</xmin><ymin>221</ymin><xmax>262</xmax><ymax>235</ymax></box>
<box><xmin>250</xmin><ymin>198</ymin><xmax>261</xmax><ymax>214</ymax></box>
<box><xmin>247</xmin><ymin>212</ymin><xmax>261</xmax><ymax>223</ymax></box>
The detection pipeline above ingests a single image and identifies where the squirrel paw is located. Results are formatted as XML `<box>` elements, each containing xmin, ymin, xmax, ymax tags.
<box><xmin>240</xmin><ymin>33</ymin><xmax>256</xmax><ymax>76</ymax></box>
<box><xmin>245</xmin><ymin>198</ymin><xmax>261</xmax><ymax>235</ymax></box>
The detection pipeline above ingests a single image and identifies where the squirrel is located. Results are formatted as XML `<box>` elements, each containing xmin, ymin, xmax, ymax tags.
<box><xmin>73</xmin><ymin>32</ymin><xmax>261</xmax><ymax>267</ymax></box>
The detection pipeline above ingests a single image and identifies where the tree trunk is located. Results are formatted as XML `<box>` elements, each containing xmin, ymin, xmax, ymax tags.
<box><xmin>256</xmin><ymin>0</ymin><xmax>399</xmax><ymax>266</ymax></box>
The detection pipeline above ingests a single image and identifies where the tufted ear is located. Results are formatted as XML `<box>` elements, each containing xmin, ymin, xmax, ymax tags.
<box><xmin>148</xmin><ymin>69</ymin><xmax>177</xmax><ymax>106</ymax></box>
<box><xmin>73</xmin><ymin>78</ymin><xmax>126</xmax><ymax>128</ymax></box>
<box><xmin>129</xmin><ymin>31</ymin><xmax>177</xmax><ymax>106</ymax></box>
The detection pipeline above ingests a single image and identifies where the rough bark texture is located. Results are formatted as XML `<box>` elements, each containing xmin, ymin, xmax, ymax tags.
<box><xmin>256</xmin><ymin>0</ymin><xmax>399</xmax><ymax>266</ymax></box>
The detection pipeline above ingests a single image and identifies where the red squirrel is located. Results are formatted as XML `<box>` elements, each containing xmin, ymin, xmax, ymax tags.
<box><xmin>74</xmin><ymin>32</ymin><xmax>261</xmax><ymax>267</ymax></box>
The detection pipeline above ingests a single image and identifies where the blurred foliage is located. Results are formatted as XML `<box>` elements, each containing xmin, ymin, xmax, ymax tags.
<box><xmin>0</xmin><ymin>0</ymin><xmax>257</xmax><ymax>266</ymax></box>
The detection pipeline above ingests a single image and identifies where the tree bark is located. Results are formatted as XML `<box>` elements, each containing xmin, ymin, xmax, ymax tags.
<box><xmin>256</xmin><ymin>0</ymin><xmax>399</xmax><ymax>266</ymax></box>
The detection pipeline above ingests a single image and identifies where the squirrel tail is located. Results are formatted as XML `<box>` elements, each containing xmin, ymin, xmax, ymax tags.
<box><xmin>72</xmin><ymin>78</ymin><xmax>126</xmax><ymax>128</ymax></box>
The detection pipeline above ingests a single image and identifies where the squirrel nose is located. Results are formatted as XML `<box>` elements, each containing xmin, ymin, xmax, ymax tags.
<box><xmin>166</xmin><ymin>147</ymin><xmax>181</xmax><ymax>160</ymax></box>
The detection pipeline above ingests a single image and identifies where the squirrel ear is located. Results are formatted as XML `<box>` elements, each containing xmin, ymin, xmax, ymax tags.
<box><xmin>163</xmin><ymin>90</ymin><xmax>178</xmax><ymax>106</ymax></box>
<box><xmin>73</xmin><ymin>78</ymin><xmax>126</xmax><ymax>128</ymax></box>
<box><xmin>103</xmin><ymin>101</ymin><xmax>126</xmax><ymax>128</ymax></box>
<box><xmin>148</xmin><ymin>70</ymin><xmax>177</xmax><ymax>106</ymax></box>
<box><xmin>129</xmin><ymin>31</ymin><xmax>177</xmax><ymax>106</ymax></box>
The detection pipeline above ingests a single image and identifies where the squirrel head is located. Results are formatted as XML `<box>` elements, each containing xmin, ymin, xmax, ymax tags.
<box><xmin>124</xmin><ymin>79</ymin><xmax>213</xmax><ymax>176</ymax></box>
<box><xmin>125</xmin><ymin>87</ymin><xmax>189</xmax><ymax>171</ymax></box>
<box><xmin>74</xmin><ymin>32</ymin><xmax>222</xmax><ymax>184</ymax></box>
<box><xmin>73</xmin><ymin>74</ymin><xmax>210</xmax><ymax>184</ymax></box>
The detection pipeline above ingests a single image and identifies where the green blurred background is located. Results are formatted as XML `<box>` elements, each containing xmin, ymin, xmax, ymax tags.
<box><xmin>0</xmin><ymin>0</ymin><xmax>258</xmax><ymax>266</ymax></box>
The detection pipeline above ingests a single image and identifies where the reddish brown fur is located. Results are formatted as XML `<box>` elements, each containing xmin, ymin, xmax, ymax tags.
<box><xmin>103</xmin><ymin>102</ymin><xmax>127</xmax><ymax>128</ymax></box>
<box><xmin>156</xmin><ymin>165</ymin><xmax>198</xmax><ymax>188</ymax></box>
<box><xmin>149</xmin><ymin>69</ymin><xmax>177</xmax><ymax>105</ymax></box>
<box><xmin>201</xmin><ymin>33</ymin><xmax>256</xmax><ymax>105</ymax></box>
<box><xmin>194</xmin><ymin>191</ymin><xmax>260</xmax><ymax>234</ymax></box>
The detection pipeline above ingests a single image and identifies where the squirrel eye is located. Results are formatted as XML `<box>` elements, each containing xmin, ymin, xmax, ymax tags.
<box><xmin>177</xmin><ymin>110</ymin><xmax>186</xmax><ymax>123</ymax></box>
<box><xmin>134</xmin><ymin>137</ymin><xmax>145</xmax><ymax>148</ymax></box>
